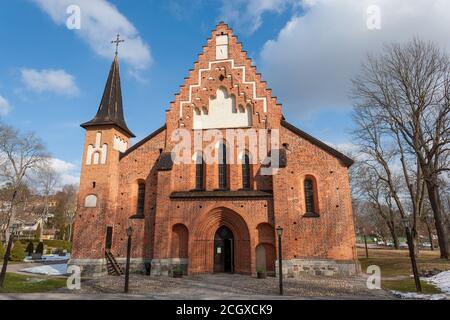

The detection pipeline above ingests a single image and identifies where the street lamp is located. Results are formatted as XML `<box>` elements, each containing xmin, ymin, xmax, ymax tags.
<box><xmin>124</xmin><ymin>226</ymin><xmax>133</xmax><ymax>293</ymax></box>
<box><xmin>276</xmin><ymin>226</ymin><xmax>283</xmax><ymax>296</ymax></box>
<box><xmin>0</xmin><ymin>224</ymin><xmax>19</xmax><ymax>288</ymax></box>
<box><xmin>401</xmin><ymin>218</ymin><xmax>422</xmax><ymax>292</ymax></box>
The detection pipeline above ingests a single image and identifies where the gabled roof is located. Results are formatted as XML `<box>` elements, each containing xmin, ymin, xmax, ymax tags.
<box><xmin>281</xmin><ymin>120</ymin><xmax>354</xmax><ymax>167</ymax></box>
<box><xmin>81</xmin><ymin>56</ymin><xmax>135</xmax><ymax>137</ymax></box>
<box><xmin>119</xmin><ymin>125</ymin><xmax>166</xmax><ymax>159</ymax></box>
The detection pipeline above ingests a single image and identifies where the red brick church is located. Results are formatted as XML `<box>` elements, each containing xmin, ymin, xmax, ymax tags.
<box><xmin>69</xmin><ymin>22</ymin><xmax>359</xmax><ymax>277</ymax></box>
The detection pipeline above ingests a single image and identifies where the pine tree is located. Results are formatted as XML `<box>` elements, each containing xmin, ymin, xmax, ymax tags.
<box><xmin>35</xmin><ymin>241</ymin><xmax>44</xmax><ymax>255</ymax></box>
<box><xmin>25</xmin><ymin>242</ymin><xmax>34</xmax><ymax>256</ymax></box>
<box><xmin>10</xmin><ymin>241</ymin><xmax>26</xmax><ymax>261</ymax></box>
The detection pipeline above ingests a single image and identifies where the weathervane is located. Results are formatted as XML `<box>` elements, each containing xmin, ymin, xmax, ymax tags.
<box><xmin>111</xmin><ymin>34</ymin><xmax>125</xmax><ymax>56</ymax></box>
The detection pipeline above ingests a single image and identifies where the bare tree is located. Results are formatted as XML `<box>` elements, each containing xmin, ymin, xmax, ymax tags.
<box><xmin>35</xmin><ymin>164</ymin><xmax>59</xmax><ymax>211</ymax></box>
<box><xmin>53</xmin><ymin>184</ymin><xmax>77</xmax><ymax>240</ymax></box>
<box><xmin>0</xmin><ymin>123</ymin><xmax>48</xmax><ymax>242</ymax></box>
<box><xmin>352</xmin><ymin>39</ymin><xmax>450</xmax><ymax>258</ymax></box>
<box><xmin>351</xmin><ymin>102</ymin><xmax>425</xmax><ymax>255</ymax></box>
<box><xmin>352</xmin><ymin>164</ymin><xmax>400</xmax><ymax>248</ymax></box>
<box><xmin>420</xmin><ymin>203</ymin><xmax>436</xmax><ymax>250</ymax></box>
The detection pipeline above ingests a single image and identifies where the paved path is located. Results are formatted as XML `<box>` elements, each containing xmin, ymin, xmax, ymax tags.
<box><xmin>0</xmin><ymin>292</ymin><xmax>386</xmax><ymax>300</ymax></box>
<box><xmin>0</xmin><ymin>273</ymin><xmax>394</xmax><ymax>300</ymax></box>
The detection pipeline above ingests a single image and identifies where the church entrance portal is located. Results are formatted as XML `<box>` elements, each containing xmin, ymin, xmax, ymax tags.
<box><xmin>214</xmin><ymin>226</ymin><xmax>234</xmax><ymax>273</ymax></box>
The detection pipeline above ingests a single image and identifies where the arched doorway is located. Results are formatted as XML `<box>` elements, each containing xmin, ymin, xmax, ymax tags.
<box><xmin>190</xmin><ymin>207</ymin><xmax>251</xmax><ymax>274</ymax></box>
<box><xmin>214</xmin><ymin>226</ymin><xmax>234</xmax><ymax>273</ymax></box>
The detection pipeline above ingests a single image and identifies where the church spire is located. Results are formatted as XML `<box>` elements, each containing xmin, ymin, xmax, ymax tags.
<box><xmin>81</xmin><ymin>35</ymin><xmax>135</xmax><ymax>137</ymax></box>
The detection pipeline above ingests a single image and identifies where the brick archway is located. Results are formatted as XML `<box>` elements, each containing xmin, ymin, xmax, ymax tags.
<box><xmin>190</xmin><ymin>207</ymin><xmax>251</xmax><ymax>274</ymax></box>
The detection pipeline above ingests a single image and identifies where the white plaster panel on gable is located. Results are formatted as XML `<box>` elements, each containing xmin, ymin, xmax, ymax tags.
<box><xmin>216</xmin><ymin>35</ymin><xmax>228</xmax><ymax>45</ymax></box>
<box><xmin>193</xmin><ymin>87</ymin><xmax>251</xmax><ymax>129</ymax></box>
<box><xmin>113</xmin><ymin>135</ymin><xmax>128</xmax><ymax>152</ymax></box>
<box><xmin>93</xmin><ymin>152</ymin><xmax>100</xmax><ymax>165</ymax></box>
<box><xmin>101</xmin><ymin>144</ymin><xmax>107</xmax><ymax>164</ymax></box>
<box><xmin>216</xmin><ymin>35</ymin><xmax>229</xmax><ymax>60</ymax></box>
<box><xmin>86</xmin><ymin>131</ymin><xmax>107</xmax><ymax>165</ymax></box>
<box><xmin>216</xmin><ymin>45</ymin><xmax>228</xmax><ymax>60</ymax></box>
<box><xmin>179</xmin><ymin>60</ymin><xmax>268</xmax><ymax>118</ymax></box>
<box><xmin>86</xmin><ymin>145</ymin><xmax>94</xmax><ymax>165</ymax></box>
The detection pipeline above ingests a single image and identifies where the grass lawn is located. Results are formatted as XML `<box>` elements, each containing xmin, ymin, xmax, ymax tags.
<box><xmin>382</xmin><ymin>279</ymin><xmax>441</xmax><ymax>294</ymax></box>
<box><xmin>0</xmin><ymin>273</ymin><xmax>67</xmax><ymax>293</ymax></box>
<box><xmin>358</xmin><ymin>247</ymin><xmax>450</xmax><ymax>293</ymax></box>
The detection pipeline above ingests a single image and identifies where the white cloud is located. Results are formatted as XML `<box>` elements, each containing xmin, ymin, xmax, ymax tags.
<box><xmin>20</xmin><ymin>68</ymin><xmax>80</xmax><ymax>96</ymax></box>
<box><xmin>219</xmin><ymin>0</ymin><xmax>301</xmax><ymax>34</ymax></box>
<box><xmin>49</xmin><ymin>158</ymin><xmax>80</xmax><ymax>186</ymax></box>
<box><xmin>0</xmin><ymin>95</ymin><xmax>11</xmax><ymax>116</ymax></box>
<box><xmin>328</xmin><ymin>142</ymin><xmax>359</xmax><ymax>159</ymax></box>
<box><xmin>260</xmin><ymin>0</ymin><xmax>450</xmax><ymax>118</ymax></box>
<box><xmin>32</xmin><ymin>0</ymin><xmax>152</xmax><ymax>73</ymax></box>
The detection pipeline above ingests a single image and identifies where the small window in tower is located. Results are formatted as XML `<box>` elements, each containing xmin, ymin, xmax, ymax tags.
<box><xmin>137</xmin><ymin>182</ymin><xmax>145</xmax><ymax>216</ymax></box>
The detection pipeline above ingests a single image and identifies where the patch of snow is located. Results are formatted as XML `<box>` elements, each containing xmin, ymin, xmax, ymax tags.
<box><xmin>42</xmin><ymin>254</ymin><xmax>71</xmax><ymax>261</ymax></box>
<box><xmin>391</xmin><ymin>291</ymin><xmax>449</xmax><ymax>300</ymax></box>
<box><xmin>23</xmin><ymin>254</ymin><xmax>70</xmax><ymax>263</ymax></box>
<box><xmin>20</xmin><ymin>263</ymin><xmax>68</xmax><ymax>276</ymax></box>
<box><xmin>424</xmin><ymin>271</ymin><xmax>450</xmax><ymax>294</ymax></box>
<box><xmin>26</xmin><ymin>278</ymin><xmax>46</xmax><ymax>283</ymax></box>
<box><xmin>391</xmin><ymin>271</ymin><xmax>450</xmax><ymax>300</ymax></box>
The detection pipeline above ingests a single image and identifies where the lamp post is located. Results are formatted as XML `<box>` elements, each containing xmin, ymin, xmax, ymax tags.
<box><xmin>124</xmin><ymin>226</ymin><xmax>133</xmax><ymax>293</ymax></box>
<box><xmin>276</xmin><ymin>226</ymin><xmax>283</xmax><ymax>296</ymax></box>
<box><xmin>401</xmin><ymin>218</ymin><xmax>422</xmax><ymax>292</ymax></box>
<box><xmin>0</xmin><ymin>224</ymin><xmax>19</xmax><ymax>288</ymax></box>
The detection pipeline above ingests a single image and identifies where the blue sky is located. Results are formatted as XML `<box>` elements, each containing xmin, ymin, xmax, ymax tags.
<box><xmin>1</xmin><ymin>0</ymin><xmax>448</xmax><ymax>184</ymax></box>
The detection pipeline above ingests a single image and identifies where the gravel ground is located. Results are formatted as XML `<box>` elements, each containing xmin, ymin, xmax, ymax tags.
<box><xmin>56</xmin><ymin>273</ymin><xmax>394</xmax><ymax>299</ymax></box>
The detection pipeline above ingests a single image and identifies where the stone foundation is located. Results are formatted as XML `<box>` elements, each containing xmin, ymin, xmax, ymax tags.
<box><xmin>276</xmin><ymin>259</ymin><xmax>361</xmax><ymax>277</ymax></box>
<box><xmin>70</xmin><ymin>257</ymin><xmax>360</xmax><ymax>278</ymax></box>
<box><xmin>68</xmin><ymin>258</ymin><xmax>151</xmax><ymax>277</ymax></box>
<box><xmin>68</xmin><ymin>258</ymin><xmax>107</xmax><ymax>277</ymax></box>
<box><xmin>150</xmin><ymin>258</ymin><xmax>189</xmax><ymax>276</ymax></box>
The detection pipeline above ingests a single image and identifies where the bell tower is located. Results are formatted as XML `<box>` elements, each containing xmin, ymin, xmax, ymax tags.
<box><xmin>70</xmin><ymin>41</ymin><xmax>135</xmax><ymax>275</ymax></box>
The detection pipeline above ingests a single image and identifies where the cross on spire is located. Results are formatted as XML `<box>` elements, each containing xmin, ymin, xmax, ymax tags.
<box><xmin>111</xmin><ymin>34</ymin><xmax>125</xmax><ymax>56</ymax></box>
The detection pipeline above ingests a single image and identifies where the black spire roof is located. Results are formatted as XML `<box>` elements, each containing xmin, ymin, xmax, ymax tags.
<box><xmin>81</xmin><ymin>56</ymin><xmax>135</xmax><ymax>137</ymax></box>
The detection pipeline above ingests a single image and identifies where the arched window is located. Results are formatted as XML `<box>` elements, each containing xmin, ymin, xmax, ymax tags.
<box><xmin>304</xmin><ymin>178</ymin><xmax>317</xmax><ymax>214</ymax></box>
<box><xmin>218</xmin><ymin>142</ymin><xmax>228</xmax><ymax>189</ymax></box>
<box><xmin>195</xmin><ymin>152</ymin><xmax>204</xmax><ymax>190</ymax></box>
<box><xmin>137</xmin><ymin>182</ymin><xmax>145</xmax><ymax>216</ymax></box>
<box><xmin>242</xmin><ymin>153</ymin><xmax>251</xmax><ymax>189</ymax></box>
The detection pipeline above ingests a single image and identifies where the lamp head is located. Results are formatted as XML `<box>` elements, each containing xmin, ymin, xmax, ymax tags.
<box><xmin>276</xmin><ymin>226</ymin><xmax>283</xmax><ymax>237</ymax></box>
<box><xmin>127</xmin><ymin>226</ymin><xmax>133</xmax><ymax>237</ymax></box>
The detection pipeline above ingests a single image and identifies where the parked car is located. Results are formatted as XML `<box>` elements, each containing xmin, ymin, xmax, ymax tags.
<box><xmin>419</xmin><ymin>242</ymin><xmax>431</xmax><ymax>248</ymax></box>
<box><xmin>399</xmin><ymin>242</ymin><xmax>409</xmax><ymax>248</ymax></box>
